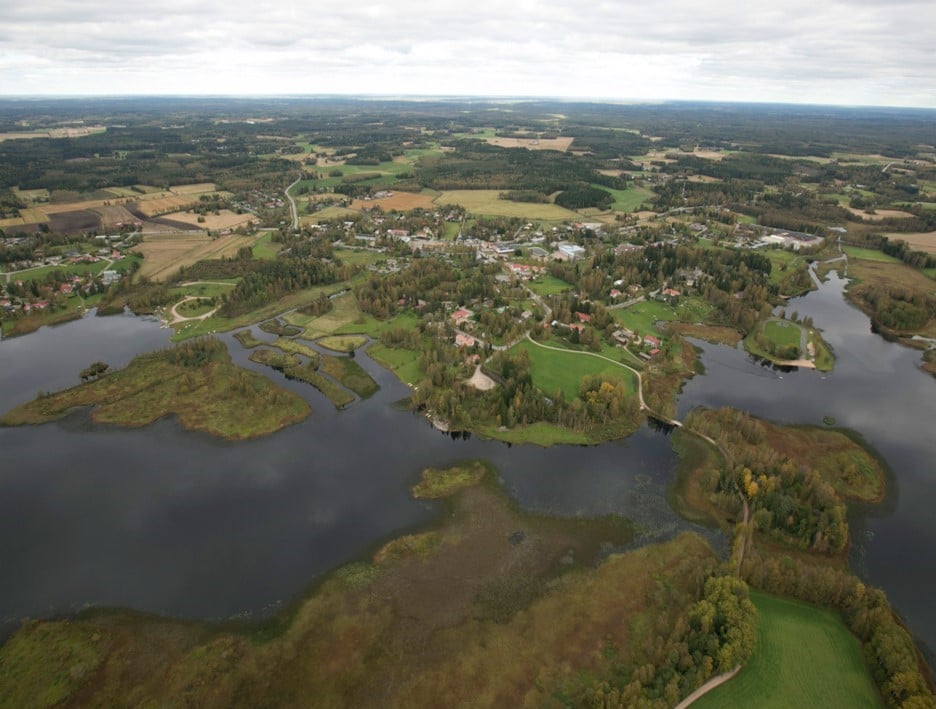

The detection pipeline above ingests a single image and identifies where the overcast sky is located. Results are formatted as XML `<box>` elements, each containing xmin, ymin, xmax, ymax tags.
<box><xmin>1</xmin><ymin>0</ymin><xmax>934</xmax><ymax>107</ymax></box>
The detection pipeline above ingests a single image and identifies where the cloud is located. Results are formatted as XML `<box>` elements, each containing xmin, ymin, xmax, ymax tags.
<box><xmin>0</xmin><ymin>0</ymin><xmax>933</xmax><ymax>106</ymax></box>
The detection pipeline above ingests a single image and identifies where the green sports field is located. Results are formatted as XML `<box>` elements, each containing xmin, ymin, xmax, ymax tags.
<box><xmin>693</xmin><ymin>592</ymin><xmax>881</xmax><ymax>709</ymax></box>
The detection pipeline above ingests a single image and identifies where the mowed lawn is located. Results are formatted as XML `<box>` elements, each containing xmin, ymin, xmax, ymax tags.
<box><xmin>528</xmin><ymin>274</ymin><xmax>573</xmax><ymax>297</ymax></box>
<box><xmin>693</xmin><ymin>592</ymin><xmax>881</xmax><ymax>709</ymax></box>
<box><xmin>763</xmin><ymin>320</ymin><xmax>802</xmax><ymax>349</ymax></box>
<box><xmin>514</xmin><ymin>340</ymin><xmax>635</xmax><ymax>400</ymax></box>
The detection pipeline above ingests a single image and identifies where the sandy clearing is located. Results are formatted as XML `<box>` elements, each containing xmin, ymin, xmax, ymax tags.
<box><xmin>466</xmin><ymin>365</ymin><xmax>497</xmax><ymax>391</ymax></box>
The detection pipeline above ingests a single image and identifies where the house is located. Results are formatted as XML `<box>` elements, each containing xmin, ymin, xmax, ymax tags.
<box><xmin>612</xmin><ymin>328</ymin><xmax>635</xmax><ymax>345</ymax></box>
<box><xmin>568</xmin><ymin>323</ymin><xmax>586</xmax><ymax>333</ymax></box>
<box><xmin>610</xmin><ymin>288</ymin><xmax>622</xmax><ymax>299</ymax></box>
<box><xmin>662</xmin><ymin>288</ymin><xmax>681</xmax><ymax>298</ymax></box>
<box><xmin>575</xmin><ymin>312</ymin><xmax>592</xmax><ymax>323</ymax></box>
<box><xmin>451</xmin><ymin>308</ymin><xmax>474</xmax><ymax>325</ymax></box>
<box><xmin>455</xmin><ymin>333</ymin><xmax>476</xmax><ymax>348</ymax></box>
<box><xmin>648</xmin><ymin>348</ymin><xmax>661</xmax><ymax>357</ymax></box>
<box><xmin>644</xmin><ymin>335</ymin><xmax>661</xmax><ymax>348</ymax></box>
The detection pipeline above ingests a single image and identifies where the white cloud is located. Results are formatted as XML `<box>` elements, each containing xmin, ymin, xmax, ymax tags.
<box><xmin>0</xmin><ymin>0</ymin><xmax>933</xmax><ymax>106</ymax></box>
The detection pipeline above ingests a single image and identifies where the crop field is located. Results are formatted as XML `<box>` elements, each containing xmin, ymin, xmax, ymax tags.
<box><xmin>513</xmin><ymin>339</ymin><xmax>635</xmax><ymax>400</ymax></box>
<box><xmin>483</xmin><ymin>136</ymin><xmax>574</xmax><ymax>151</ymax></box>
<box><xmin>434</xmin><ymin>190</ymin><xmax>580</xmax><ymax>220</ymax></box>
<box><xmin>135</xmin><ymin>233</ymin><xmax>258</xmax><ymax>281</ymax></box>
<box><xmin>160</xmin><ymin>209</ymin><xmax>258</xmax><ymax>231</ymax></box>
<box><xmin>169</xmin><ymin>183</ymin><xmax>217</xmax><ymax>195</ymax></box>
<box><xmin>844</xmin><ymin>206</ymin><xmax>915</xmax><ymax>221</ymax></box>
<box><xmin>134</xmin><ymin>195</ymin><xmax>200</xmax><ymax>218</ymax></box>
<box><xmin>882</xmin><ymin>230</ymin><xmax>936</xmax><ymax>254</ymax></box>
<box><xmin>693</xmin><ymin>592</ymin><xmax>880</xmax><ymax>709</ymax></box>
<box><xmin>350</xmin><ymin>191</ymin><xmax>437</xmax><ymax>211</ymax></box>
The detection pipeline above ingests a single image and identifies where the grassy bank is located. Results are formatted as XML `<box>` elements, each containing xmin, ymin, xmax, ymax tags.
<box><xmin>1</xmin><ymin>339</ymin><xmax>310</xmax><ymax>440</ymax></box>
<box><xmin>693</xmin><ymin>592</ymin><xmax>881</xmax><ymax>709</ymax></box>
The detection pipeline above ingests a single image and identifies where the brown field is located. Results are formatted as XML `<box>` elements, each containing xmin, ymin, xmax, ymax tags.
<box><xmin>0</xmin><ymin>216</ymin><xmax>28</xmax><ymax>228</ymax></box>
<box><xmin>598</xmin><ymin>169</ymin><xmax>624</xmax><ymax>177</ymax></box>
<box><xmin>351</xmin><ymin>192</ymin><xmax>437</xmax><ymax>211</ymax></box>
<box><xmin>845</xmin><ymin>207</ymin><xmax>915</xmax><ymax>221</ymax></box>
<box><xmin>92</xmin><ymin>205</ymin><xmax>140</xmax><ymax>229</ymax></box>
<box><xmin>849</xmin><ymin>257</ymin><xmax>936</xmax><ymax>294</ymax></box>
<box><xmin>484</xmin><ymin>136</ymin><xmax>574</xmax><ymax>151</ymax></box>
<box><xmin>160</xmin><ymin>209</ymin><xmax>258</xmax><ymax>231</ymax></box>
<box><xmin>884</xmin><ymin>231</ymin><xmax>936</xmax><ymax>253</ymax></box>
<box><xmin>169</xmin><ymin>183</ymin><xmax>217</xmax><ymax>195</ymax></box>
<box><xmin>135</xmin><ymin>233</ymin><xmax>258</xmax><ymax>281</ymax></box>
<box><xmin>686</xmin><ymin>175</ymin><xmax>722</xmax><ymax>183</ymax></box>
<box><xmin>49</xmin><ymin>211</ymin><xmax>101</xmax><ymax>233</ymax></box>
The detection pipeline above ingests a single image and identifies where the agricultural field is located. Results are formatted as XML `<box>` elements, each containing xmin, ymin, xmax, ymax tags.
<box><xmin>513</xmin><ymin>339</ymin><xmax>636</xmax><ymax>400</ymax></box>
<box><xmin>134</xmin><ymin>233</ymin><xmax>259</xmax><ymax>281</ymax></box>
<box><xmin>693</xmin><ymin>592</ymin><xmax>880</xmax><ymax>709</ymax></box>
<box><xmin>882</xmin><ymin>231</ymin><xmax>936</xmax><ymax>254</ymax></box>
<box><xmin>435</xmin><ymin>190</ymin><xmax>580</xmax><ymax>220</ymax></box>
<box><xmin>160</xmin><ymin>209</ymin><xmax>258</xmax><ymax>231</ymax></box>
<box><xmin>350</xmin><ymin>192</ymin><xmax>437</xmax><ymax>211</ymax></box>
<box><xmin>483</xmin><ymin>136</ymin><xmax>575</xmax><ymax>151</ymax></box>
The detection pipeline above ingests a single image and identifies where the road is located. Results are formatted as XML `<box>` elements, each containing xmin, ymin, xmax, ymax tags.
<box><xmin>285</xmin><ymin>176</ymin><xmax>301</xmax><ymax>231</ymax></box>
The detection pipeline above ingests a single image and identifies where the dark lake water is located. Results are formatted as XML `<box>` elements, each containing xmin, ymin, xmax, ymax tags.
<box><xmin>0</xmin><ymin>311</ymin><xmax>709</xmax><ymax>639</ymax></box>
<box><xmin>1</xmin><ymin>270</ymin><xmax>934</xmax><ymax>660</ymax></box>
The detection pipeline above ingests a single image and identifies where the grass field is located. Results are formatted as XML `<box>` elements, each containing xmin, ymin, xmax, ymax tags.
<box><xmin>513</xmin><ymin>339</ymin><xmax>635</xmax><ymax>400</ymax></box>
<box><xmin>319</xmin><ymin>354</ymin><xmax>380</xmax><ymax>398</ymax></box>
<box><xmin>693</xmin><ymin>592</ymin><xmax>881</xmax><ymax>709</ymax></box>
<box><xmin>527</xmin><ymin>274</ymin><xmax>573</xmax><ymax>296</ymax></box>
<box><xmin>171</xmin><ymin>283</ymin><xmax>349</xmax><ymax>341</ymax></box>
<box><xmin>434</xmin><ymin>190</ymin><xmax>580</xmax><ymax>220</ymax></box>
<box><xmin>612</xmin><ymin>298</ymin><xmax>711</xmax><ymax>338</ymax></box>
<box><xmin>764</xmin><ymin>320</ymin><xmax>802</xmax><ymax>350</ymax></box>
<box><xmin>285</xmin><ymin>292</ymin><xmax>361</xmax><ymax>340</ymax></box>
<box><xmin>0</xmin><ymin>340</ymin><xmax>309</xmax><ymax>440</ymax></box>
<box><xmin>317</xmin><ymin>334</ymin><xmax>369</xmax><ymax>352</ymax></box>
<box><xmin>843</xmin><ymin>246</ymin><xmax>902</xmax><ymax>263</ymax></box>
<box><xmin>135</xmin><ymin>233</ymin><xmax>258</xmax><ymax>281</ymax></box>
<box><xmin>590</xmin><ymin>184</ymin><xmax>655</xmax><ymax>212</ymax></box>
<box><xmin>334</xmin><ymin>310</ymin><xmax>421</xmax><ymax>339</ymax></box>
<box><xmin>366</xmin><ymin>343</ymin><xmax>423</xmax><ymax>386</ymax></box>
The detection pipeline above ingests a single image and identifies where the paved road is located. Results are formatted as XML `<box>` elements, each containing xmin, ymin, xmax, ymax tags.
<box><xmin>285</xmin><ymin>176</ymin><xmax>301</xmax><ymax>231</ymax></box>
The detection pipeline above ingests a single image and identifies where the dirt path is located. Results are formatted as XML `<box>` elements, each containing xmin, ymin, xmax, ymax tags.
<box><xmin>674</xmin><ymin>665</ymin><xmax>742</xmax><ymax>708</ymax></box>
<box><xmin>167</xmin><ymin>296</ymin><xmax>218</xmax><ymax>325</ymax></box>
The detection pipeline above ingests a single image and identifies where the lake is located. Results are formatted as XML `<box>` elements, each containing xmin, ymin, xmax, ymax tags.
<box><xmin>0</xmin><ymin>269</ymin><xmax>934</xmax><ymax>661</ymax></box>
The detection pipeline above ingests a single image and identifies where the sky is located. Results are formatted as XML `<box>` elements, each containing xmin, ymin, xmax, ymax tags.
<box><xmin>1</xmin><ymin>0</ymin><xmax>934</xmax><ymax>107</ymax></box>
